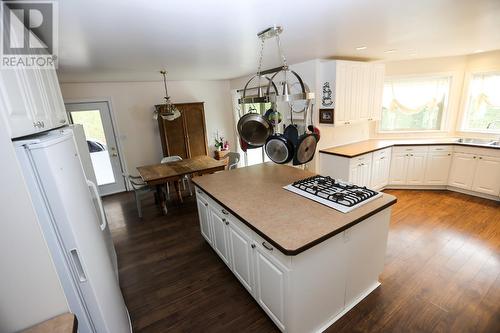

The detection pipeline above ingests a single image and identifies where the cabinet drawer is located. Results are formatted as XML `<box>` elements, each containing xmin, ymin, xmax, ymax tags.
<box><xmin>428</xmin><ymin>145</ymin><xmax>453</xmax><ymax>152</ymax></box>
<box><xmin>195</xmin><ymin>187</ymin><xmax>209</xmax><ymax>202</ymax></box>
<box><xmin>373</xmin><ymin>147</ymin><xmax>391</xmax><ymax>159</ymax></box>
<box><xmin>393</xmin><ymin>146</ymin><xmax>429</xmax><ymax>153</ymax></box>
<box><xmin>349</xmin><ymin>152</ymin><xmax>373</xmax><ymax>167</ymax></box>
<box><xmin>252</xmin><ymin>232</ymin><xmax>292</xmax><ymax>268</ymax></box>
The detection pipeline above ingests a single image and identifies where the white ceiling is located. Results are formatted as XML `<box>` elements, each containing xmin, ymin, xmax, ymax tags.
<box><xmin>57</xmin><ymin>0</ymin><xmax>500</xmax><ymax>82</ymax></box>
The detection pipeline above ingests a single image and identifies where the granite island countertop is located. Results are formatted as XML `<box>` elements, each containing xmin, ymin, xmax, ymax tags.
<box><xmin>192</xmin><ymin>163</ymin><xmax>397</xmax><ymax>255</ymax></box>
<box><xmin>319</xmin><ymin>138</ymin><xmax>500</xmax><ymax>158</ymax></box>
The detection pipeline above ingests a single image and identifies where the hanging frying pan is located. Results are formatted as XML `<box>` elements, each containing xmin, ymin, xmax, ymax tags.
<box><xmin>293</xmin><ymin>102</ymin><xmax>318</xmax><ymax>165</ymax></box>
<box><xmin>265</xmin><ymin>132</ymin><xmax>294</xmax><ymax>164</ymax></box>
<box><xmin>237</xmin><ymin>112</ymin><xmax>273</xmax><ymax>147</ymax></box>
<box><xmin>293</xmin><ymin>134</ymin><xmax>317</xmax><ymax>165</ymax></box>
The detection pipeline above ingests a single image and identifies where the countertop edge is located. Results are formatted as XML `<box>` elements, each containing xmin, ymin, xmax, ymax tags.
<box><xmin>319</xmin><ymin>141</ymin><xmax>500</xmax><ymax>158</ymax></box>
<box><xmin>193</xmin><ymin>181</ymin><xmax>397</xmax><ymax>256</ymax></box>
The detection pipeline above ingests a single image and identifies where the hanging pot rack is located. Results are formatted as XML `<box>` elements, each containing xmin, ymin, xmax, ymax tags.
<box><xmin>238</xmin><ymin>25</ymin><xmax>314</xmax><ymax>107</ymax></box>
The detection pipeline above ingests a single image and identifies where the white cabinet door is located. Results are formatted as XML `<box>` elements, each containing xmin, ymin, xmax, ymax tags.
<box><xmin>472</xmin><ymin>156</ymin><xmax>500</xmax><ymax>195</ymax></box>
<box><xmin>358</xmin><ymin>64</ymin><xmax>371</xmax><ymax>121</ymax></box>
<box><xmin>370</xmin><ymin>64</ymin><xmax>385</xmax><ymax>121</ymax></box>
<box><xmin>0</xmin><ymin>68</ymin><xmax>36</xmax><ymax>138</ymax></box>
<box><xmin>210</xmin><ymin>208</ymin><xmax>231</xmax><ymax>265</ymax></box>
<box><xmin>448</xmin><ymin>153</ymin><xmax>475</xmax><ymax>189</ymax></box>
<box><xmin>23</xmin><ymin>68</ymin><xmax>53</xmax><ymax>129</ymax></box>
<box><xmin>406</xmin><ymin>152</ymin><xmax>427</xmax><ymax>185</ymax></box>
<box><xmin>196</xmin><ymin>196</ymin><xmax>212</xmax><ymax>245</ymax></box>
<box><xmin>349</xmin><ymin>163</ymin><xmax>360</xmax><ymax>185</ymax></box>
<box><xmin>335</xmin><ymin>62</ymin><xmax>349</xmax><ymax>125</ymax></box>
<box><xmin>389</xmin><ymin>153</ymin><xmax>408</xmax><ymax>185</ymax></box>
<box><xmin>349</xmin><ymin>63</ymin><xmax>361</xmax><ymax>122</ymax></box>
<box><xmin>425</xmin><ymin>152</ymin><xmax>452</xmax><ymax>185</ymax></box>
<box><xmin>228</xmin><ymin>221</ymin><xmax>254</xmax><ymax>294</ymax></box>
<box><xmin>254</xmin><ymin>244</ymin><xmax>287</xmax><ymax>331</ymax></box>
<box><xmin>40</xmin><ymin>66</ymin><xmax>68</xmax><ymax>127</ymax></box>
<box><xmin>359</xmin><ymin>160</ymin><xmax>372</xmax><ymax>187</ymax></box>
<box><xmin>371</xmin><ymin>155</ymin><xmax>390</xmax><ymax>189</ymax></box>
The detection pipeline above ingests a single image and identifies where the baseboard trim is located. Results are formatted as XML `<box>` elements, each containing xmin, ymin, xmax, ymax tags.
<box><xmin>316</xmin><ymin>281</ymin><xmax>381</xmax><ymax>333</ymax></box>
<box><xmin>381</xmin><ymin>185</ymin><xmax>499</xmax><ymax>202</ymax></box>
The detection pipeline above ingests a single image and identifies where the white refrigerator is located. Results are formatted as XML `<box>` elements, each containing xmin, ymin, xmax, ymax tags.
<box><xmin>14</xmin><ymin>127</ymin><xmax>131</xmax><ymax>333</ymax></box>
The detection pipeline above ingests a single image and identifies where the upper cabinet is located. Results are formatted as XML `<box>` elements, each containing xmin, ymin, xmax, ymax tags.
<box><xmin>0</xmin><ymin>64</ymin><xmax>68</xmax><ymax>138</ymax></box>
<box><xmin>319</xmin><ymin>60</ymin><xmax>385</xmax><ymax>126</ymax></box>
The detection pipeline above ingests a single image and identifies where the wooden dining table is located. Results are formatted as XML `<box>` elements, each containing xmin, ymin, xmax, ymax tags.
<box><xmin>137</xmin><ymin>155</ymin><xmax>226</xmax><ymax>214</ymax></box>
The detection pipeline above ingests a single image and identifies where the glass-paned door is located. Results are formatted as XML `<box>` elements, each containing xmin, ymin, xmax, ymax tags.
<box><xmin>66</xmin><ymin>101</ymin><xmax>126</xmax><ymax>195</ymax></box>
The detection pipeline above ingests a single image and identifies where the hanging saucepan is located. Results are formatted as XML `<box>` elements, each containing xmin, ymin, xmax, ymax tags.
<box><xmin>237</xmin><ymin>75</ymin><xmax>279</xmax><ymax>147</ymax></box>
<box><xmin>264</xmin><ymin>107</ymin><xmax>294</xmax><ymax>164</ymax></box>
<box><xmin>293</xmin><ymin>103</ymin><xmax>318</xmax><ymax>165</ymax></box>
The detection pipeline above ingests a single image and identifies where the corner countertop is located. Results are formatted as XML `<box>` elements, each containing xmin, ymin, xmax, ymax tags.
<box><xmin>192</xmin><ymin>163</ymin><xmax>397</xmax><ymax>255</ymax></box>
<box><xmin>319</xmin><ymin>138</ymin><xmax>500</xmax><ymax>158</ymax></box>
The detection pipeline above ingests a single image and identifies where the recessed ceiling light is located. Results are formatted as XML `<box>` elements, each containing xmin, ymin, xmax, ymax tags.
<box><xmin>384</xmin><ymin>49</ymin><xmax>396</xmax><ymax>53</ymax></box>
<box><xmin>473</xmin><ymin>49</ymin><xmax>484</xmax><ymax>53</ymax></box>
<box><xmin>356</xmin><ymin>46</ymin><xmax>367</xmax><ymax>50</ymax></box>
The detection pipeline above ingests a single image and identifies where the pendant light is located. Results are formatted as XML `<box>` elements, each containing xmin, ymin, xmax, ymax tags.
<box><xmin>153</xmin><ymin>70</ymin><xmax>181</xmax><ymax>121</ymax></box>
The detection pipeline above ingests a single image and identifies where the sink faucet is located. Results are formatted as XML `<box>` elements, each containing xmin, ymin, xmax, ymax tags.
<box><xmin>486</xmin><ymin>120</ymin><xmax>500</xmax><ymax>130</ymax></box>
<box><xmin>486</xmin><ymin>121</ymin><xmax>500</xmax><ymax>142</ymax></box>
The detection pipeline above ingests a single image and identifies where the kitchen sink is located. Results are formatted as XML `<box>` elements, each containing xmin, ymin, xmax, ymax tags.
<box><xmin>456</xmin><ymin>138</ymin><xmax>500</xmax><ymax>147</ymax></box>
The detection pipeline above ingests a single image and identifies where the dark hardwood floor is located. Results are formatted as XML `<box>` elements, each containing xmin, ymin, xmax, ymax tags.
<box><xmin>103</xmin><ymin>189</ymin><xmax>500</xmax><ymax>332</ymax></box>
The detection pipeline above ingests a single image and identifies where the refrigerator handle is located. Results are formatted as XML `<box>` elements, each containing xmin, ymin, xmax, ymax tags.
<box><xmin>70</xmin><ymin>249</ymin><xmax>88</xmax><ymax>282</ymax></box>
<box><xmin>87</xmin><ymin>180</ymin><xmax>107</xmax><ymax>231</ymax></box>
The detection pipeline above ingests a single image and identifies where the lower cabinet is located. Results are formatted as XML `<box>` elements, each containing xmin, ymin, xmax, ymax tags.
<box><xmin>195</xmin><ymin>186</ymin><xmax>391</xmax><ymax>333</ymax></box>
<box><xmin>425</xmin><ymin>151</ymin><xmax>453</xmax><ymax>185</ymax></box>
<box><xmin>227</xmin><ymin>221</ymin><xmax>254</xmax><ymax>294</ymax></box>
<box><xmin>472</xmin><ymin>156</ymin><xmax>500</xmax><ymax>195</ymax></box>
<box><xmin>371</xmin><ymin>149</ymin><xmax>391</xmax><ymax>189</ymax></box>
<box><xmin>406</xmin><ymin>152</ymin><xmax>427</xmax><ymax>185</ymax></box>
<box><xmin>449</xmin><ymin>153</ymin><xmax>500</xmax><ymax>196</ymax></box>
<box><xmin>448</xmin><ymin>153</ymin><xmax>475</xmax><ymax>189</ymax></box>
<box><xmin>195</xmin><ymin>194</ymin><xmax>212</xmax><ymax>245</ymax></box>
<box><xmin>209</xmin><ymin>207</ymin><xmax>231</xmax><ymax>265</ymax></box>
<box><xmin>254</xmin><ymin>243</ymin><xmax>287</xmax><ymax>331</ymax></box>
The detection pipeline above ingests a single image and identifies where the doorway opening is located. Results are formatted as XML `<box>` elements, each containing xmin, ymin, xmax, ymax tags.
<box><xmin>66</xmin><ymin>101</ymin><xmax>126</xmax><ymax>195</ymax></box>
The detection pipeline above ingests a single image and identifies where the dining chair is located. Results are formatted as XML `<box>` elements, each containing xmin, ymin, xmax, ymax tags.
<box><xmin>227</xmin><ymin>152</ymin><xmax>241</xmax><ymax>170</ymax></box>
<box><xmin>128</xmin><ymin>175</ymin><xmax>154</xmax><ymax>219</ymax></box>
<box><xmin>160</xmin><ymin>155</ymin><xmax>193</xmax><ymax>198</ymax></box>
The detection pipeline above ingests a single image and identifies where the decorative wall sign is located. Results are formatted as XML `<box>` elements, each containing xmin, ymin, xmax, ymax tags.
<box><xmin>321</xmin><ymin>82</ymin><xmax>334</xmax><ymax>107</ymax></box>
<box><xmin>319</xmin><ymin>109</ymin><xmax>334</xmax><ymax>124</ymax></box>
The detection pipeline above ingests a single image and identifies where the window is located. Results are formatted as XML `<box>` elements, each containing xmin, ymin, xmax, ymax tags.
<box><xmin>380</xmin><ymin>76</ymin><xmax>451</xmax><ymax>132</ymax></box>
<box><xmin>462</xmin><ymin>72</ymin><xmax>500</xmax><ymax>132</ymax></box>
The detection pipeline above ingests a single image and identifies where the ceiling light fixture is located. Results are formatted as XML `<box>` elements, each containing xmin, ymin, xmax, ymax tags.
<box><xmin>356</xmin><ymin>46</ymin><xmax>367</xmax><ymax>50</ymax></box>
<box><xmin>384</xmin><ymin>49</ymin><xmax>396</xmax><ymax>53</ymax></box>
<box><xmin>153</xmin><ymin>70</ymin><xmax>181</xmax><ymax>121</ymax></box>
<box><xmin>473</xmin><ymin>49</ymin><xmax>484</xmax><ymax>53</ymax></box>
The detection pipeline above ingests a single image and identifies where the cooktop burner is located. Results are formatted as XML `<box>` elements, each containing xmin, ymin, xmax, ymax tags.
<box><xmin>283</xmin><ymin>175</ymin><xmax>382</xmax><ymax>213</ymax></box>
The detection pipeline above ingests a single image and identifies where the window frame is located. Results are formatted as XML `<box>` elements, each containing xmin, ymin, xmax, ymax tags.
<box><xmin>377</xmin><ymin>73</ymin><xmax>454</xmax><ymax>134</ymax></box>
<box><xmin>458</xmin><ymin>70</ymin><xmax>500</xmax><ymax>134</ymax></box>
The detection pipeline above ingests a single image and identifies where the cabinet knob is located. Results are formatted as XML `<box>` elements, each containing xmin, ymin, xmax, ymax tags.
<box><xmin>204</xmin><ymin>203</ymin><xmax>208</xmax><ymax>207</ymax></box>
<box><xmin>251</xmin><ymin>244</ymin><xmax>256</xmax><ymax>249</ymax></box>
<box><xmin>225</xmin><ymin>221</ymin><xmax>229</xmax><ymax>226</ymax></box>
<box><xmin>479</xmin><ymin>157</ymin><xmax>482</xmax><ymax>159</ymax></box>
<box><xmin>473</xmin><ymin>156</ymin><xmax>477</xmax><ymax>159</ymax></box>
<box><xmin>221</xmin><ymin>209</ymin><xmax>228</xmax><ymax>215</ymax></box>
<box><xmin>447</xmin><ymin>153</ymin><xmax>451</xmax><ymax>156</ymax></box>
<box><xmin>59</xmin><ymin>119</ymin><xmax>66</xmax><ymax>124</ymax></box>
<box><xmin>380</xmin><ymin>156</ymin><xmax>385</xmax><ymax>160</ymax></box>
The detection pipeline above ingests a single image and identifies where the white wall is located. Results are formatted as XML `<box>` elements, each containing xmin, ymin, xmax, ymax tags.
<box><xmin>60</xmin><ymin>80</ymin><xmax>235</xmax><ymax>177</ymax></box>
<box><xmin>0</xmin><ymin>117</ymin><xmax>68</xmax><ymax>332</ymax></box>
<box><xmin>370</xmin><ymin>50</ymin><xmax>500</xmax><ymax>140</ymax></box>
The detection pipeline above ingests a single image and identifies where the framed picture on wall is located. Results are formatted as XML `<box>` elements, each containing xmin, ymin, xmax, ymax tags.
<box><xmin>319</xmin><ymin>109</ymin><xmax>334</xmax><ymax>124</ymax></box>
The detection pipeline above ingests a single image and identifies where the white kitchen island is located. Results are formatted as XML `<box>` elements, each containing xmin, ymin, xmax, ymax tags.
<box><xmin>192</xmin><ymin>163</ymin><xmax>397</xmax><ymax>333</ymax></box>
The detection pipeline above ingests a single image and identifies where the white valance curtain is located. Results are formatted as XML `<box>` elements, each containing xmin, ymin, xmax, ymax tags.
<box><xmin>468</xmin><ymin>73</ymin><xmax>500</xmax><ymax>114</ymax></box>
<box><xmin>383</xmin><ymin>76</ymin><xmax>450</xmax><ymax>115</ymax></box>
